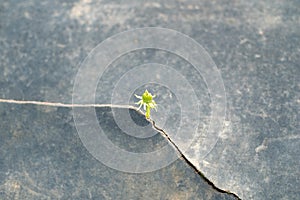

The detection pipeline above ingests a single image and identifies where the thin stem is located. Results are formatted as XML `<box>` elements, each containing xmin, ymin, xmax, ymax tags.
<box><xmin>145</xmin><ymin>105</ymin><xmax>151</xmax><ymax>119</ymax></box>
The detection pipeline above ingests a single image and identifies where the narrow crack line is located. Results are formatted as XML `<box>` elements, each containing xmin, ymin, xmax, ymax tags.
<box><xmin>150</xmin><ymin>120</ymin><xmax>242</xmax><ymax>200</ymax></box>
<box><xmin>0</xmin><ymin>98</ymin><xmax>136</xmax><ymax>109</ymax></box>
<box><xmin>1</xmin><ymin>98</ymin><xmax>240</xmax><ymax>199</ymax></box>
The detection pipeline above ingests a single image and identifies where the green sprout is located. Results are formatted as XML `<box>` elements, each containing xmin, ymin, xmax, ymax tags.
<box><xmin>134</xmin><ymin>90</ymin><xmax>157</xmax><ymax>119</ymax></box>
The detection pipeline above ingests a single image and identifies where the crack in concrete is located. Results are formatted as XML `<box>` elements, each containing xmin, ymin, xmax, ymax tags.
<box><xmin>150</xmin><ymin>120</ymin><xmax>241</xmax><ymax>200</ymax></box>
<box><xmin>0</xmin><ymin>99</ymin><xmax>136</xmax><ymax>109</ymax></box>
<box><xmin>0</xmin><ymin>98</ymin><xmax>241</xmax><ymax>199</ymax></box>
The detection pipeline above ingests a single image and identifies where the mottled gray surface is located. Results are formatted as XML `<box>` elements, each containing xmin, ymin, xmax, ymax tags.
<box><xmin>0</xmin><ymin>0</ymin><xmax>299</xmax><ymax>199</ymax></box>
<box><xmin>0</xmin><ymin>104</ymin><xmax>237</xmax><ymax>200</ymax></box>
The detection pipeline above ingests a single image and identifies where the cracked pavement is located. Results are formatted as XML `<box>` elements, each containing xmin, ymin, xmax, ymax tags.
<box><xmin>1</xmin><ymin>0</ymin><xmax>299</xmax><ymax>199</ymax></box>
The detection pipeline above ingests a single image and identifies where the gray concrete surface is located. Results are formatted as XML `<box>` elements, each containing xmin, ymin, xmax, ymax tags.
<box><xmin>0</xmin><ymin>0</ymin><xmax>299</xmax><ymax>199</ymax></box>
<box><xmin>0</xmin><ymin>104</ymin><xmax>237</xmax><ymax>199</ymax></box>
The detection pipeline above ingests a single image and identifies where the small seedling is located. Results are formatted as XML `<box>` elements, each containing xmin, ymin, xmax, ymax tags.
<box><xmin>134</xmin><ymin>90</ymin><xmax>157</xmax><ymax>119</ymax></box>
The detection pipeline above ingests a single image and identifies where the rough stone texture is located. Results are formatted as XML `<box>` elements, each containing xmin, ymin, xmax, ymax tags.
<box><xmin>0</xmin><ymin>104</ymin><xmax>237</xmax><ymax>200</ymax></box>
<box><xmin>0</xmin><ymin>0</ymin><xmax>299</xmax><ymax>199</ymax></box>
